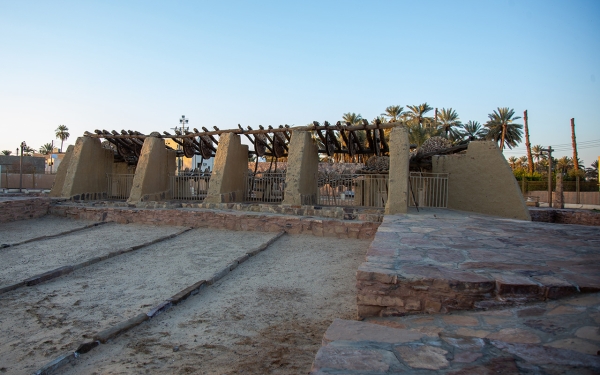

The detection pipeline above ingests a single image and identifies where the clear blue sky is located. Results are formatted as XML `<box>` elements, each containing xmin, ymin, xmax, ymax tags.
<box><xmin>1</xmin><ymin>0</ymin><xmax>599</xmax><ymax>166</ymax></box>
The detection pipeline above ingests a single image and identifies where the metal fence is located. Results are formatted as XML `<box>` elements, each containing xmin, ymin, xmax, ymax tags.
<box><xmin>107</xmin><ymin>174</ymin><xmax>135</xmax><ymax>199</ymax></box>
<box><xmin>170</xmin><ymin>173</ymin><xmax>211</xmax><ymax>201</ymax></box>
<box><xmin>245</xmin><ymin>172</ymin><xmax>286</xmax><ymax>203</ymax></box>
<box><xmin>409</xmin><ymin>172</ymin><xmax>449</xmax><ymax>208</ymax></box>
<box><xmin>318</xmin><ymin>174</ymin><xmax>389</xmax><ymax>208</ymax></box>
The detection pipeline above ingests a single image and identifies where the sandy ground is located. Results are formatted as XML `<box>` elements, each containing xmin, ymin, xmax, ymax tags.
<box><xmin>57</xmin><ymin>234</ymin><xmax>370</xmax><ymax>375</ymax></box>
<box><xmin>0</xmin><ymin>223</ymin><xmax>187</xmax><ymax>289</ymax></box>
<box><xmin>0</xmin><ymin>216</ymin><xmax>98</xmax><ymax>246</ymax></box>
<box><xmin>0</xmin><ymin>226</ymin><xmax>279</xmax><ymax>374</ymax></box>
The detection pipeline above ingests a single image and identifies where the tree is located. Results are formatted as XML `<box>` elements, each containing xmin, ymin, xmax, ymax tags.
<box><xmin>437</xmin><ymin>108</ymin><xmax>462</xmax><ymax>141</ymax></box>
<box><xmin>381</xmin><ymin>105</ymin><xmax>404</xmax><ymax>123</ymax></box>
<box><xmin>39</xmin><ymin>143</ymin><xmax>53</xmax><ymax>155</ymax></box>
<box><xmin>484</xmin><ymin>107</ymin><xmax>523</xmax><ymax>150</ymax></box>
<box><xmin>508</xmin><ymin>156</ymin><xmax>518</xmax><ymax>169</ymax></box>
<box><xmin>556</xmin><ymin>156</ymin><xmax>573</xmax><ymax>173</ymax></box>
<box><xmin>1</xmin><ymin>150</ymin><xmax>12</xmax><ymax>155</ymax></box>
<box><xmin>342</xmin><ymin>112</ymin><xmax>362</xmax><ymax>126</ymax></box>
<box><xmin>406</xmin><ymin>103</ymin><xmax>434</xmax><ymax>128</ymax></box>
<box><xmin>22</xmin><ymin>146</ymin><xmax>35</xmax><ymax>156</ymax></box>
<box><xmin>407</xmin><ymin>122</ymin><xmax>441</xmax><ymax>147</ymax></box>
<box><xmin>531</xmin><ymin>144</ymin><xmax>546</xmax><ymax>173</ymax></box>
<box><xmin>55</xmin><ymin>125</ymin><xmax>70</xmax><ymax>152</ymax></box>
<box><xmin>459</xmin><ymin>121</ymin><xmax>487</xmax><ymax>141</ymax></box>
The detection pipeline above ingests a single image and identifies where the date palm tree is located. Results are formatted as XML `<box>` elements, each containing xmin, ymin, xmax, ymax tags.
<box><xmin>1</xmin><ymin>150</ymin><xmax>12</xmax><ymax>155</ymax></box>
<box><xmin>507</xmin><ymin>156</ymin><xmax>518</xmax><ymax>169</ymax></box>
<box><xmin>484</xmin><ymin>108</ymin><xmax>523</xmax><ymax>151</ymax></box>
<box><xmin>459</xmin><ymin>121</ymin><xmax>487</xmax><ymax>141</ymax></box>
<box><xmin>556</xmin><ymin>156</ymin><xmax>573</xmax><ymax>173</ymax></box>
<box><xmin>39</xmin><ymin>143</ymin><xmax>53</xmax><ymax>155</ymax></box>
<box><xmin>437</xmin><ymin>108</ymin><xmax>462</xmax><ymax>141</ymax></box>
<box><xmin>406</xmin><ymin>103</ymin><xmax>434</xmax><ymax>128</ymax></box>
<box><xmin>381</xmin><ymin>105</ymin><xmax>404</xmax><ymax>123</ymax></box>
<box><xmin>55</xmin><ymin>125</ymin><xmax>70</xmax><ymax>153</ymax></box>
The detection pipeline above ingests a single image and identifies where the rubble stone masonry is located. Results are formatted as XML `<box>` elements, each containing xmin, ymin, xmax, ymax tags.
<box><xmin>0</xmin><ymin>197</ymin><xmax>50</xmax><ymax>223</ymax></box>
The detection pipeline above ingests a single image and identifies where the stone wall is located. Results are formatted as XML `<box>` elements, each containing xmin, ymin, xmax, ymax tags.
<box><xmin>0</xmin><ymin>197</ymin><xmax>50</xmax><ymax>223</ymax></box>
<box><xmin>530</xmin><ymin>208</ymin><xmax>600</xmax><ymax>226</ymax></box>
<box><xmin>48</xmin><ymin>204</ymin><xmax>380</xmax><ymax>239</ymax></box>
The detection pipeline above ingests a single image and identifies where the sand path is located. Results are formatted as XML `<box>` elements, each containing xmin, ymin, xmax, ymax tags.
<box><xmin>0</xmin><ymin>216</ymin><xmax>98</xmax><ymax>246</ymax></box>
<box><xmin>60</xmin><ymin>234</ymin><xmax>370</xmax><ymax>375</ymax></box>
<box><xmin>0</xmin><ymin>223</ymin><xmax>187</xmax><ymax>289</ymax></box>
<box><xmin>0</xmin><ymin>227</ymin><xmax>278</xmax><ymax>374</ymax></box>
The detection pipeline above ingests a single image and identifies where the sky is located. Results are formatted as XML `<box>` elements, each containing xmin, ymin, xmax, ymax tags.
<box><xmin>1</xmin><ymin>0</ymin><xmax>599</xmax><ymax>167</ymax></box>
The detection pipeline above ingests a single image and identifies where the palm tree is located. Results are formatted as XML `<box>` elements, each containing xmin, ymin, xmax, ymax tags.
<box><xmin>458</xmin><ymin>121</ymin><xmax>486</xmax><ymax>141</ymax></box>
<box><xmin>484</xmin><ymin>108</ymin><xmax>523</xmax><ymax>151</ymax></box>
<box><xmin>437</xmin><ymin>108</ymin><xmax>462</xmax><ymax>141</ymax></box>
<box><xmin>406</xmin><ymin>103</ymin><xmax>434</xmax><ymax>128</ymax></box>
<box><xmin>556</xmin><ymin>156</ymin><xmax>573</xmax><ymax>173</ymax></box>
<box><xmin>407</xmin><ymin>122</ymin><xmax>441</xmax><ymax>147</ymax></box>
<box><xmin>1</xmin><ymin>150</ymin><xmax>12</xmax><ymax>155</ymax></box>
<box><xmin>518</xmin><ymin>156</ymin><xmax>528</xmax><ymax>170</ymax></box>
<box><xmin>381</xmin><ymin>105</ymin><xmax>404</xmax><ymax>123</ymax></box>
<box><xmin>508</xmin><ymin>156</ymin><xmax>518</xmax><ymax>169</ymax></box>
<box><xmin>39</xmin><ymin>143</ymin><xmax>53</xmax><ymax>155</ymax></box>
<box><xmin>22</xmin><ymin>146</ymin><xmax>35</xmax><ymax>156</ymax></box>
<box><xmin>342</xmin><ymin>112</ymin><xmax>362</xmax><ymax>126</ymax></box>
<box><xmin>55</xmin><ymin>125</ymin><xmax>70</xmax><ymax>153</ymax></box>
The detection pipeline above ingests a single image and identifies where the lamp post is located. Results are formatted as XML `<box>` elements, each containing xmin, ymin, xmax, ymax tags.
<box><xmin>19</xmin><ymin>141</ymin><xmax>26</xmax><ymax>192</ymax></box>
<box><xmin>171</xmin><ymin>115</ymin><xmax>189</xmax><ymax>174</ymax></box>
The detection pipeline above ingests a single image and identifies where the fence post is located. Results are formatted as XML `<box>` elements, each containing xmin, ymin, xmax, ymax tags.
<box><xmin>521</xmin><ymin>175</ymin><xmax>526</xmax><ymax>195</ymax></box>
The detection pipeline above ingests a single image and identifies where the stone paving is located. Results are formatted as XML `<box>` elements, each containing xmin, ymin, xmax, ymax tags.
<box><xmin>313</xmin><ymin>209</ymin><xmax>600</xmax><ymax>374</ymax></box>
<box><xmin>311</xmin><ymin>293</ymin><xmax>600</xmax><ymax>374</ymax></box>
<box><xmin>357</xmin><ymin>209</ymin><xmax>600</xmax><ymax>318</ymax></box>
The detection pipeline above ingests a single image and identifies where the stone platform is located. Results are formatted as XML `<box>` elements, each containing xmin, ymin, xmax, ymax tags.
<box><xmin>311</xmin><ymin>293</ymin><xmax>600</xmax><ymax>374</ymax></box>
<box><xmin>357</xmin><ymin>209</ymin><xmax>600</xmax><ymax>318</ymax></box>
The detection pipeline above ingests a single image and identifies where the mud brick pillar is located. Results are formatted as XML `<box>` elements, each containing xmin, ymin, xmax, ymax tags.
<box><xmin>554</xmin><ymin>173</ymin><xmax>564</xmax><ymax>209</ymax></box>
<box><xmin>49</xmin><ymin>137</ymin><xmax>114</xmax><ymax>200</ymax></box>
<box><xmin>204</xmin><ymin>133</ymin><xmax>249</xmax><ymax>203</ymax></box>
<box><xmin>49</xmin><ymin>145</ymin><xmax>74</xmax><ymax>197</ymax></box>
<box><xmin>385</xmin><ymin>127</ymin><xmax>410</xmax><ymax>214</ymax></box>
<box><xmin>282</xmin><ymin>131</ymin><xmax>318</xmax><ymax>206</ymax></box>
<box><xmin>432</xmin><ymin>141</ymin><xmax>531</xmax><ymax>221</ymax></box>
<box><xmin>128</xmin><ymin>136</ymin><xmax>177</xmax><ymax>203</ymax></box>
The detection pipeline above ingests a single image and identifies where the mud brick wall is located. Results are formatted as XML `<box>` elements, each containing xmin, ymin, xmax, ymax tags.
<box><xmin>530</xmin><ymin>208</ymin><xmax>600</xmax><ymax>226</ymax></box>
<box><xmin>0</xmin><ymin>197</ymin><xmax>51</xmax><ymax>223</ymax></box>
<box><xmin>48</xmin><ymin>205</ymin><xmax>380</xmax><ymax>239</ymax></box>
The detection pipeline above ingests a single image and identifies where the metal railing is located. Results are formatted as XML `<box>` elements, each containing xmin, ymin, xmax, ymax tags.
<box><xmin>318</xmin><ymin>173</ymin><xmax>389</xmax><ymax>208</ymax></box>
<box><xmin>245</xmin><ymin>172</ymin><xmax>286</xmax><ymax>203</ymax></box>
<box><xmin>170</xmin><ymin>173</ymin><xmax>211</xmax><ymax>201</ymax></box>
<box><xmin>409</xmin><ymin>172</ymin><xmax>449</xmax><ymax>208</ymax></box>
<box><xmin>107</xmin><ymin>174</ymin><xmax>135</xmax><ymax>199</ymax></box>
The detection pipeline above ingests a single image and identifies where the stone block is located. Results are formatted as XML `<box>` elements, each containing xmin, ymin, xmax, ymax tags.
<box><xmin>322</xmin><ymin>319</ymin><xmax>424</xmax><ymax>345</ymax></box>
<box><xmin>494</xmin><ymin>274</ymin><xmax>541</xmax><ymax>296</ymax></box>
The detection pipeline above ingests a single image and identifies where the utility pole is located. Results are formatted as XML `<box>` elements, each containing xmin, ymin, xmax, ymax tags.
<box><xmin>541</xmin><ymin>146</ymin><xmax>553</xmax><ymax>207</ymax></box>
<box><xmin>171</xmin><ymin>115</ymin><xmax>189</xmax><ymax>174</ymax></box>
<box><xmin>19</xmin><ymin>141</ymin><xmax>26</xmax><ymax>192</ymax></box>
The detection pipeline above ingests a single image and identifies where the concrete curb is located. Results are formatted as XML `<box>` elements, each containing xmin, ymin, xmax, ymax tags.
<box><xmin>32</xmin><ymin>230</ymin><xmax>286</xmax><ymax>375</ymax></box>
<box><xmin>1</xmin><ymin>221</ymin><xmax>109</xmax><ymax>249</ymax></box>
<box><xmin>2</xmin><ymin>227</ymin><xmax>193</xmax><ymax>295</ymax></box>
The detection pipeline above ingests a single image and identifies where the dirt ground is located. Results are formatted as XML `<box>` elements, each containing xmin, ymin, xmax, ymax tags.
<box><xmin>0</xmin><ymin>218</ymin><xmax>371</xmax><ymax>374</ymax></box>
<box><xmin>61</xmin><ymin>234</ymin><xmax>370</xmax><ymax>375</ymax></box>
<box><xmin>0</xmin><ymin>221</ymin><xmax>187</xmax><ymax>289</ymax></box>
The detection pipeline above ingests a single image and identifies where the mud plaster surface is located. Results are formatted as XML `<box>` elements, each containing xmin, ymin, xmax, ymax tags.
<box><xmin>60</xmin><ymin>234</ymin><xmax>370</xmax><ymax>375</ymax></box>
<box><xmin>0</xmin><ymin>226</ymin><xmax>278</xmax><ymax>374</ymax></box>
<box><xmin>0</xmin><ymin>222</ymin><xmax>187</xmax><ymax>288</ymax></box>
<box><xmin>0</xmin><ymin>216</ymin><xmax>97</xmax><ymax>245</ymax></box>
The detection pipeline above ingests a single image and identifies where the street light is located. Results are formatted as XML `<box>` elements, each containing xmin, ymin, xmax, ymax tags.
<box><xmin>171</xmin><ymin>115</ymin><xmax>189</xmax><ymax>174</ymax></box>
